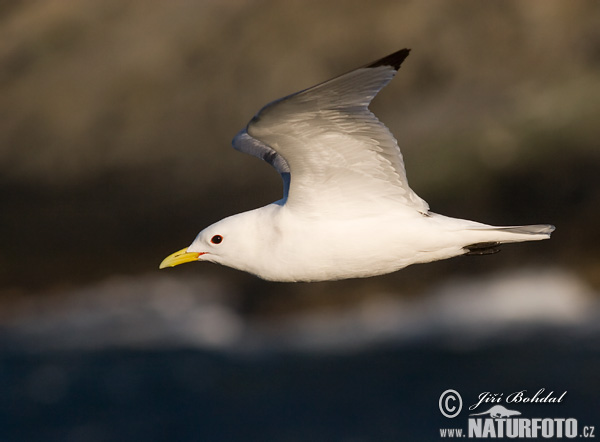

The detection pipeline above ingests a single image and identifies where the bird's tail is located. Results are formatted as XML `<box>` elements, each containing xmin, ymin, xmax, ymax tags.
<box><xmin>463</xmin><ymin>224</ymin><xmax>555</xmax><ymax>255</ymax></box>
<box><xmin>489</xmin><ymin>224</ymin><xmax>556</xmax><ymax>236</ymax></box>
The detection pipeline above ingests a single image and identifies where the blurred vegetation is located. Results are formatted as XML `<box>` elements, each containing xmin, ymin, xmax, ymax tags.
<box><xmin>1</xmin><ymin>0</ymin><xmax>599</xmax><ymax>313</ymax></box>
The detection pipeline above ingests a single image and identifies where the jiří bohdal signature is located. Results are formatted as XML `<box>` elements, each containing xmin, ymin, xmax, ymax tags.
<box><xmin>469</xmin><ymin>388</ymin><xmax>567</xmax><ymax>411</ymax></box>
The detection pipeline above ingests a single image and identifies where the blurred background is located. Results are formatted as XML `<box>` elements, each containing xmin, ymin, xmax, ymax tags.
<box><xmin>1</xmin><ymin>0</ymin><xmax>599</xmax><ymax>440</ymax></box>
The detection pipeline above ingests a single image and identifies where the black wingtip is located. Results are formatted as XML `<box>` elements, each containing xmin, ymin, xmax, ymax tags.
<box><xmin>367</xmin><ymin>48</ymin><xmax>411</xmax><ymax>70</ymax></box>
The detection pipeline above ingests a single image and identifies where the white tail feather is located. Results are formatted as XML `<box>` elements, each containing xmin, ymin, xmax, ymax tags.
<box><xmin>464</xmin><ymin>224</ymin><xmax>555</xmax><ymax>248</ymax></box>
<box><xmin>487</xmin><ymin>224</ymin><xmax>555</xmax><ymax>236</ymax></box>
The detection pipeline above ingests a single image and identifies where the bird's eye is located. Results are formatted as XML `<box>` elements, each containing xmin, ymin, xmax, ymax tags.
<box><xmin>211</xmin><ymin>235</ymin><xmax>223</xmax><ymax>244</ymax></box>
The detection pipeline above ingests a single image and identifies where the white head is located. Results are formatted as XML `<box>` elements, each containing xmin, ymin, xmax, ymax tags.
<box><xmin>159</xmin><ymin>208</ymin><xmax>273</xmax><ymax>275</ymax></box>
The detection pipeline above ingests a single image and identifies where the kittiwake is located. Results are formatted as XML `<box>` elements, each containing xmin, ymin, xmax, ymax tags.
<box><xmin>160</xmin><ymin>48</ymin><xmax>554</xmax><ymax>282</ymax></box>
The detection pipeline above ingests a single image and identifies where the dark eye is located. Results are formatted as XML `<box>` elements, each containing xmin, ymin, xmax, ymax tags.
<box><xmin>211</xmin><ymin>235</ymin><xmax>223</xmax><ymax>244</ymax></box>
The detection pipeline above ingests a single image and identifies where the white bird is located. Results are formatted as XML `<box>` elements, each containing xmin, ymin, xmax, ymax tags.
<box><xmin>160</xmin><ymin>48</ymin><xmax>554</xmax><ymax>282</ymax></box>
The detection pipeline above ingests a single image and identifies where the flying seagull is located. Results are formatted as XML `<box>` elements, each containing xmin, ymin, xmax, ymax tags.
<box><xmin>160</xmin><ymin>48</ymin><xmax>554</xmax><ymax>282</ymax></box>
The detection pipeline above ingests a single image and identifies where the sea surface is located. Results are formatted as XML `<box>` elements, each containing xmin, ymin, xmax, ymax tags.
<box><xmin>1</xmin><ymin>268</ymin><xmax>598</xmax><ymax>441</ymax></box>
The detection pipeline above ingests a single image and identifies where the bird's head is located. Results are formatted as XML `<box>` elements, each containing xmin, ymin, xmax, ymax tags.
<box><xmin>159</xmin><ymin>211</ymin><xmax>262</xmax><ymax>271</ymax></box>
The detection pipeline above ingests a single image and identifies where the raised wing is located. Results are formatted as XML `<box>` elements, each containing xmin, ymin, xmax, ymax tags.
<box><xmin>232</xmin><ymin>48</ymin><xmax>429</xmax><ymax>215</ymax></box>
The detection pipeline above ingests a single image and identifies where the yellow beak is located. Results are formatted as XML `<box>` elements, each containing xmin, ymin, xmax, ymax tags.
<box><xmin>159</xmin><ymin>248</ymin><xmax>202</xmax><ymax>269</ymax></box>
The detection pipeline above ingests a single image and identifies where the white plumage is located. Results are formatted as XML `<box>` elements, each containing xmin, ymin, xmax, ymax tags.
<box><xmin>160</xmin><ymin>49</ymin><xmax>554</xmax><ymax>282</ymax></box>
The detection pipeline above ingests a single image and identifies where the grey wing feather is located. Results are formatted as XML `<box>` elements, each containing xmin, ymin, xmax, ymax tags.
<box><xmin>232</xmin><ymin>48</ymin><xmax>429</xmax><ymax>214</ymax></box>
<box><xmin>232</xmin><ymin>130</ymin><xmax>290</xmax><ymax>174</ymax></box>
<box><xmin>232</xmin><ymin>130</ymin><xmax>291</xmax><ymax>200</ymax></box>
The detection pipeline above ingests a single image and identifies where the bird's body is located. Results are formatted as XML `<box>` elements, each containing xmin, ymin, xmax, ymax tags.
<box><xmin>191</xmin><ymin>204</ymin><xmax>550</xmax><ymax>282</ymax></box>
<box><xmin>160</xmin><ymin>48</ymin><xmax>554</xmax><ymax>282</ymax></box>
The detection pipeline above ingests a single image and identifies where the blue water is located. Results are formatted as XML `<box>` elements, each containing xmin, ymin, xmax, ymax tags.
<box><xmin>1</xmin><ymin>334</ymin><xmax>598</xmax><ymax>442</ymax></box>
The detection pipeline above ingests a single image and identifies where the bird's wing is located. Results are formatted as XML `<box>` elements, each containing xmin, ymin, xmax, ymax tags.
<box><xmin>232</xmin><ymin>130</ymin><xmax>291</xmax><ymax>201</ymax></box>
<box><xmin>232</xmin><ymin>48</ymin><xmax>429</xmax><ymax>215</ymax></box>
